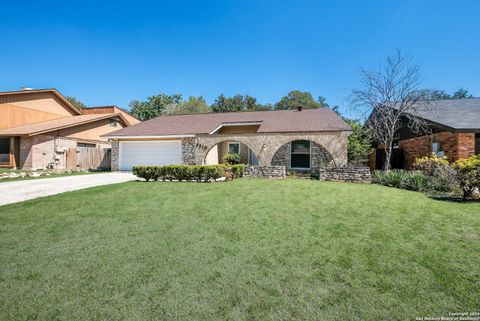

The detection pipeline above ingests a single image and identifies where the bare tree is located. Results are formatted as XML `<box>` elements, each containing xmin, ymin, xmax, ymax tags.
<box><xmin>351</xmin><ymin>50</ymin><xmax>433</xmax><ymax>170</ymax></box>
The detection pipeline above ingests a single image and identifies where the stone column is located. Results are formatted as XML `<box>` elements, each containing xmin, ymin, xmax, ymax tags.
<box><xmin>182</xmin><ymin>138</ymin><xmax>196</xmax><ymax>165</ymax></box>
<box><xmin>111</xmin><ymin>140</ymin><xmax>119</xmax><ymax>171</ymax></box>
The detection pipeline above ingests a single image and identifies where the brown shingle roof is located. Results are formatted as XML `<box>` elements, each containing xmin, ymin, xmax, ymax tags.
<box><xmin>0</xmin><ymin>114</ymin><xmax>125</xmax><ymax>136</ymax></box>
<box><xmin>104</xmin><ymin>108</ymin><xmax>351</xmax><ymax>137</ymax></box>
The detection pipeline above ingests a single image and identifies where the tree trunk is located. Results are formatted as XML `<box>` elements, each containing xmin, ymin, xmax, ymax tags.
<box><xmin>383</xmin><ymin>144</ymin><xmax>393</xmax><ymax>170</ymax></box>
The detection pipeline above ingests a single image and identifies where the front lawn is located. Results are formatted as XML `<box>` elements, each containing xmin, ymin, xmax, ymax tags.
<box><xmin>0</xmin><ymin>180</ymin><xmax>479</xmax><ymax>320</ymax></box>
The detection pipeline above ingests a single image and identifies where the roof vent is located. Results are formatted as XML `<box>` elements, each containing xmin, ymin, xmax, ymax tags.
<box><xmin>20</xmin><ymin>87</ymin><xmax>33</xmax><ymax>91</ymax></box>
<box><xmin>297</xmin><ymin>105</ymin><xmax>303</xmax><ymax>112</ymax></box>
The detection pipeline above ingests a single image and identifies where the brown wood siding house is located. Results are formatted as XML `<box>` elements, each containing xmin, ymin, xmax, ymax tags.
<box><xmin>0</xmin><ymin>89</ymin><xmax>139</xmax><ymax>170</ymax></box>
<box><xmin>369</xmin><ymin>99</ymin><xmax>480</xmax><ymax>170</ymax></box>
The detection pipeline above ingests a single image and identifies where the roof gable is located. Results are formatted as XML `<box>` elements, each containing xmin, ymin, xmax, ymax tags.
<box><xmin>0</xmin><ymin>89</ymin><xmax>82</xmax><ymax>116</ymax></box>
<box><xmin>0</xmin><ymin>113</ymin><xmax>129</xmax><ymax>136</ymax></box>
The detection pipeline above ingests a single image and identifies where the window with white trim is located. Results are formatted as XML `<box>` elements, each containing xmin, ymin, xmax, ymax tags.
<box><xmin>228</xmin><ymin>142</ymin><xmax>240</xmax><ymax>154</ymax></box>
<box><xmin>290</xmin><ymin>140</ymin><xmax>310</xmax><ymax>169</ymax></box>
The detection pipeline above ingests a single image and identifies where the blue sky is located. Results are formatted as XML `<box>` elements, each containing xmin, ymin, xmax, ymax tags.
<box><xmin>1</xmin><ymin>0</ymin><xmax>478</xmax><ymax>116</ymax></box>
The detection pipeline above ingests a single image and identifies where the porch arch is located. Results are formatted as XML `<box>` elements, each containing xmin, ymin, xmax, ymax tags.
<box><xmin>194</xmin><ymin>136</ymin><xmax>263</xmax><ymax>165</ymax></box>
<box><xmin>270</xmin><ymin>139</ymin><xmax>334</xmax><ymax>169</ymax></box>
<box><xmin>194</xmin><ymin>132</ymin><xmax>348</xmax><ymax>167</ymax></box>
<box><xmin>262</xmin><ymin>134</ymin><xmax>347</xmax><ymax>167</ymax></box>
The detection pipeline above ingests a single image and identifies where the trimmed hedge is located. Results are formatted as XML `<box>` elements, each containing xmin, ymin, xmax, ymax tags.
<box><xmin>132</xmin><ymin>164</ymin><xmax>246</xmax><ymax>182</ymax></box>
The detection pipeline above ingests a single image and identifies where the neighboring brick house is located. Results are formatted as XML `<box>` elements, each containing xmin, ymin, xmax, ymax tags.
<box><xmin>370</xmin><ymin>99</ymin><xmax>480</xmax><ymax>169</ymax></box>
<box><xmin>0</xmin><ymin>88</ymin><xmax>139</xmax><ymax>170</ymax></box>
<box><xmin>103</xmin><ymin>107</ymin><xmax>352</xmax><ymax>172</ymax></box>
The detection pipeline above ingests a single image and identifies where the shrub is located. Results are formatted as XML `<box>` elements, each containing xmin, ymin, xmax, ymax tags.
<box><xmin>413</xmin><ymin>154</ymin><xmax>449</xmax><ymax>175</ymax></box>
<box><xmin>403</xmin><ymin>171</ymin><xmax>431</xmax><ymax>192</ymax></box>
<box><xmin>203</xmin><ymin>165</ymin><xmax>225</xmax><ymax>181</ymax></box>
<box><xmin>133</xmin><ymin>165</ymin><xmax>229</xmax><ymax>182</ymax></box>
<box><xmin>230</xmin><ymin>164</ymin><xmax>246</xmax><ymax>178</ymax></box>
<box><xmin>132</xmin><ymin>166</ymin><xmax>160</xmax><ymax>182</ymax></box>
<box><xmin>372</xmin><ymin>169</ymin><xmax>409</xmax><ymax>188</ymax></box>
<box><xmin>373</xmin><ymin>169</ymin><xmax>432</xmax><ymax>192</ymax></box>
<box><xmin>223</xmin><ymin>153</ymin><xmax>241</xmax><ymax>165</ymax></box>
<box><xmin>413</xmin><ymin>154</ymin><xmax>459</xmax><ymax>193</ymax></box>
<box><xmin>224</xmin><ymin>164</ymin><xmax>246</xmax><ymax>180</ymax></box>
<box><xmin>453</xmin><ymin>155</ymin><xmax>480</xmax><ymax>199</ymax></box>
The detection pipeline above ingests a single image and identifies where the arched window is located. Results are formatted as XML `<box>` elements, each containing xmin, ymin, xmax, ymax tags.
<box><xmin>290</xmin><ymin>140</ymin><xmax>310</xmax><ymax>169</ymax></box>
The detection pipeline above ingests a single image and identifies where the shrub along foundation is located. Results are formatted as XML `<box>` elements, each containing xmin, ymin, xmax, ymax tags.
<box><xmin>132</xmin><ymin>164</ymin><xmax>246</xmax><ymax>182</ymax></box>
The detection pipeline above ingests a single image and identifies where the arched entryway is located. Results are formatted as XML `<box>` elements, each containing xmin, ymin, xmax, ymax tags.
<box><xmin>271</xmin><ymin>139</ymin><xmax>333</xmax><ymax>170</ymax></box>
<box><xmin>203</xmin><ymin>140</ymin><xmax>259</xmax><ymax>165</ymax></box>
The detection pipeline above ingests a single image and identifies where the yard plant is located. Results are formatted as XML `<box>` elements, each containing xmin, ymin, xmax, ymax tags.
<box><xmin>453</xmin><ymin>154</ymin><xmax>480</xmax><ymax>199</ymax></box>
<box><xmin>132</xmin><ymin>164</ymin><xmax>246</xmax><ymax>182</ymax></box>
<box><xmin>223</xmin><ymin>152</ymin><xmax>241</xmax><ymax>165</ymax></box>
<box><xmin>0</xmin><ymin>180</ymin><xmax>479</xmax><ymax>320</ymax></box>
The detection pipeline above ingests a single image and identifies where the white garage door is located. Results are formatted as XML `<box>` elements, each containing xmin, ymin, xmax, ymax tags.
<box><xmin>119</xmin><ymin>140</ymin><xmax>182</xmax><ymax>170</ymax></box>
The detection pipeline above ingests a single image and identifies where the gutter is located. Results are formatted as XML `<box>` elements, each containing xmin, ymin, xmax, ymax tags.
<box><xmin>103</xmin><ymin>134</ymin><xmax>196</xmax><ymax>139</ymax></box>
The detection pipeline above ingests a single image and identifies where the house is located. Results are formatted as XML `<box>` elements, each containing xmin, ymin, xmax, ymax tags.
<box><xmin>103</xmin><ymin>107</ymin><xmax>352</xmax><ymax>171</ymax></box>
<box><xmin>369</xmin><ymin>98</ymin><xmax>480</xmax><ymax>169</ymax></box>
<box><xmin>81</xmin><ymin>105</ymin><xmax>141</xmax><ymax>126</ymax></box>
<box><xmin>0</xmin><ymin>88</ymin><xmax>139</xmax><ymax>170</ymax></box>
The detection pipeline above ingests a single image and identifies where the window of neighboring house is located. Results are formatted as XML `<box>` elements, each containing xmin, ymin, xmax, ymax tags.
<box><xmin>78</xmin><ymin>143</ymin><xmax>96</xmax><ymax>148</ymax></box>
<box><xmin>109</xmin><ymin>119</ymin><xmax>117</xmax><ymax>127</ymax></box>
<box><xmin>0</xmin><ymin>138</ymin><xmax>10</xmax><ymax>163</ymax></box>
<box><xmin>228</xmin><ymin>142</ymin><xmax>240</xmax><ymax>154</ymax></box>
<box><xmin>290</xmin><ymin>140</ymin><xmax>311</xmax><ymax>169</ymax></box>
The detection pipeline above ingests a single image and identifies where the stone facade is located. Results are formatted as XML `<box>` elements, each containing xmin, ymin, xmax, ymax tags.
<box><xmin>271</xmin><ymin>141</ymin><xmax>334</xmax><ymax>169</ymax></box>
<box><xmin>194</xmin><ymin>131</ymin><xmax>349</xmax><ymax>167</ymax></box>
<box><xmin>270</xmin><ymin>143</ymin><xmax>289</xmax><ymax>166</ymax></box>
<box><xmin>244</xmin><ymin>166</ymin><xmax>286</xmax><ymax>179</ymax></box>
<box><xmin>318</xmin><ymin>166</ymin><xmax>371</xmax><ymax>183</ymax></box>
<box><xmin>181</xmin><ymin>138</ymin><xmax>196</xmax><ymax>165</ymax></box>
<box><xmin>111</xmin><ymin>140</ymin><xmax>119</xmax><ymax>171</ymax></box>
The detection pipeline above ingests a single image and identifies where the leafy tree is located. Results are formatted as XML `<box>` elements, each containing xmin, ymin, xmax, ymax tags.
<box><xmin>451</xmin><ymin>88</ymin><xmax>473</xmax><ymax>99</ymax></box>
<box><xmin>332</xmin><ymin>107</ymin><xmax>371</xmax><ymax>164</ymax></box>
<box><xmin>211</xmin><ymin>94</ymin><xmax>271</xmax><ymax>112</ymax></box>
<box><xmin>130</xmin><ymin>94</ymin><xmax>182</xmax><ymax>121</ymax></box>
<box><xmin>413</xmin><ymin>88</ymin><xmax>474</xmax><ymax>100</ymax></box>
<box><xmin>274</xmin><ymin>90</ymin><xmax>327</xmax><ymax>110</ymax></box>
<box><xmin>165</xmin><ymin>96</ymin><xmax>211</xmax><ymax>115</ymax></box>
<box><xmin>412</xmin><ymin>89</ymin><xmax>451</xmax><ymax>100</ymax></box>
<box><xmin>346</xmin><ymin>119</ymin><xmax>371</xmax><ymax>164</ymax></box>
<box><xmin>65</xmin><ymin>96</ymin><xmax>87</xmax><ymax>110</ymax></box>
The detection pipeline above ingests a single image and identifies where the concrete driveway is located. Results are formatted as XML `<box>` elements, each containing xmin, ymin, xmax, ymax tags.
<box><xmin>0</xmin><ymin>172</ymin><xmax>137</xmax><ymax>206</ymax></box>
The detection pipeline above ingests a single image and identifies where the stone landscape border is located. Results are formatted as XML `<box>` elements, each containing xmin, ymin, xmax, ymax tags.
<box><xmin>318</xmin><ymin>166</ymin><xmax>371</xmax><ymax>183</ymax></box>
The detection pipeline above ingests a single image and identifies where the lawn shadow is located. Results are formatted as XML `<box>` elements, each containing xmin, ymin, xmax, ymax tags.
<box><xmin>427</xmin><ymin>194</ymin><xmax>479</xmax><ymax>203</ymax></box>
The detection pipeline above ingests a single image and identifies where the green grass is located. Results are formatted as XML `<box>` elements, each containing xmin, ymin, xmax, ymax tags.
<box><xmin>0</xmin><ymin>169</ymin><xmax>104</xmax><ymax>183</ymax></box>
<box><xmin>0</xmin><ymin>179</ymin><xmax>479</xmax><ymax>320</ymax></box>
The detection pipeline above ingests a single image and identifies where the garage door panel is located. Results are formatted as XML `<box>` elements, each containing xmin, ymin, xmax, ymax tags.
<box><xmin>119</xmin><ymin>140</ymin><xmax>182</xmax><ymax>170</ymax></box>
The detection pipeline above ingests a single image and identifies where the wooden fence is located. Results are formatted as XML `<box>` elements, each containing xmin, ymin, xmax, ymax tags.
<box><xmin>66</xmin><ymin>147</ymin><xmax>111</xmax><ymax>170</ymax></box>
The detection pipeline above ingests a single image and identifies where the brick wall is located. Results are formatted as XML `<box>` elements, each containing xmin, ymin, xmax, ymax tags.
<box><xmin>398</xmin><ymin>131</ymin><xmax>475</xmax><ymax>168</ymax></box>
<box><xmin>457</xmin><ymin>133</ymin><xmax>476</xmax><ymax>159</ymax></box>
